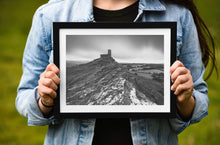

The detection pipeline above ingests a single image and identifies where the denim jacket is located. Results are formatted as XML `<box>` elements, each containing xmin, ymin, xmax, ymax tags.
<box><xmin>16</xmin><ymin>0</ymin><xmax>209</xmax><ymax>145</ymax></box>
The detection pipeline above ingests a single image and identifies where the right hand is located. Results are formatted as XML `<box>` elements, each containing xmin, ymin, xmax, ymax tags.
<box><xmin>38</xmin><ymin>63</ymin><xmax>60</xmax><ymax>111</ymax></box>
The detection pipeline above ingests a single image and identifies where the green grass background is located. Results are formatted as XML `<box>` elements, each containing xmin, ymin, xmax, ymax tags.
<box><xmin>0</xmin><ymin>0</ymin><xmax>219</xmax><ymax>144</ymax></box>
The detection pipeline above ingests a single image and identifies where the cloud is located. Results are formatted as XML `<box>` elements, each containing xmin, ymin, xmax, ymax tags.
<box><xmin>66</xmin><ymin>35</ymin><xmax>164</xmax><ymax>63</ymax></box>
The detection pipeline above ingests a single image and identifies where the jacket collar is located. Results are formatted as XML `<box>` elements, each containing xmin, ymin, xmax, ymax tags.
<box><xmin>139</xmin><ymin>0</ymin><xmax>166</xmax><ymax>11</ymax></box>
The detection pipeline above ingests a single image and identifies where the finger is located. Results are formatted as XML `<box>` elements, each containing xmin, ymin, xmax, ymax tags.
<box><xmin>171</xmin><ymin>67</ymin><xmax>189</xmax><ymax>83</ymax></box>
<box><xmin>171</xmin><ymin>74</ymin><xmax>188</xmax><ymax>91</ymax></box>
<box><xmin>46</xmin><ymin>63</ymin><xmax>59</xmax><ymax>75</ymax></box>
<box><xmin>174</xmin><ymin>80</ymin><xmax>193</xmax><ymax>95</ymax></box>
<box><xmin>170</xmin><ymin>60</ymin><xmax>184</xmax><ymax>75</ymax></box>
<box><xmin>45</xmin><ymin>71</ymin><xmax>60</xmax><ymax>85</ymax></box>
<box><xmin>38</xmin><ymin>84</ymin><xmax>57</xmax><ymax>99</ymax></box>
<box><xmin>40</xmin><ymin>71</ymin><xmax>47</xmax><ymax>78</ymax></box>
<box><xmin>40</xmin><ymin>77</ymin><xmax>58</xmax><ymax>91</ymax></box>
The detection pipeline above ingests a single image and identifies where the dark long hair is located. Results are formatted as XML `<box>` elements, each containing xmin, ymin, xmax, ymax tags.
<box><xmin>164</xmin><ymin>0</ymin><xmax>218</xmax><ymax>80</ymax></box>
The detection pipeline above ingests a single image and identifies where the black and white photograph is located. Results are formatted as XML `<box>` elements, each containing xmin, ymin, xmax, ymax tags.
<box><xmin>66</xmin><ymin>35</ymin><xmax>164</xmax><ymax>106</ymax></box>
<box><xmin>53</xmin><ymin>22</ymin><xmax>176</xmax><ymax>118</ymax></box>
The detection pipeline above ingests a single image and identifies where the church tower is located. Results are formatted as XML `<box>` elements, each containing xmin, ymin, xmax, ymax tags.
<box><xmin>108</xmin><ymin>49</ymin><xmax>111</xmax><ymax>57</ymax></box>
<box><xmin>100</xmin><ymin>49</ymin><xmax>112</xmax><ymax>58</ymax></box>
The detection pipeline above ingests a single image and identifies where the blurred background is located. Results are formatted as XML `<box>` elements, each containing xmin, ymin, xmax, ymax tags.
<box><xmin>0</xmin><ymin>0</ymin><xmax>219</xmax><ymax>144</ymax></box>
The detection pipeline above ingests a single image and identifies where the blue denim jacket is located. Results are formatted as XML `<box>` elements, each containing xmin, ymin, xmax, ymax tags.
<box><xmin>16</xmin><ymin>0</ymin><xmax>209</xmax><ymax>145</ymax></box>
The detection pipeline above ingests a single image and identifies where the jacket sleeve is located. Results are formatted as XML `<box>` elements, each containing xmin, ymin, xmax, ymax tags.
<box><xmin>169</xmin><ymin>8</ymin><xmax>209</xmax><ymax>134</ymax></box>
<box><xmin>15</xmin><ymin>7</ymin><xmax>55</xmax><ymax>126</ymax></box>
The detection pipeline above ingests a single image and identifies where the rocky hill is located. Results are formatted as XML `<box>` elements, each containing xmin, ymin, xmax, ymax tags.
<box><xmin>66</xmin><ymin>56</ymin><xmax>163</xmax><ymax>105</ymax></box>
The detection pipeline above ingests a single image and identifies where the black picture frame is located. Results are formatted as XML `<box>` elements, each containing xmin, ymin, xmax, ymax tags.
<box><xmin>53</xmin><ymin>22</ymin><xmax>176</xmax><ymax>119</ymax></box>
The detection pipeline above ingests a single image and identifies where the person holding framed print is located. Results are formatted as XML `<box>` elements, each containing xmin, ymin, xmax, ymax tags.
<box><xmin>16</xmin><ymin>0</ymin><xmax>217</xmax><ymax>145</ymax></box>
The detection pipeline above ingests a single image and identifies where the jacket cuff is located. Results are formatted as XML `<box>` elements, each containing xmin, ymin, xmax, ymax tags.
<box><xmin>169</xmin><ymin>89</ymin><xmax>208</xmax><ymax>134</ymax></box>
<box><xmin>28</xmin><ymin>87</ymin><xmax>56</xmax><ymax>126</ymax></box>
<box><xmin>16</xmin><ymin>87</ymin><xmax>55</xmax><ymax>126</ymax></box>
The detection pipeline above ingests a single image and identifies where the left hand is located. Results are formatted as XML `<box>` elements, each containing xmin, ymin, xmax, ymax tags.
<box><xmin>170</xmin><ymin>60</ymin><xmax>195</xmax><ymax>119</ymax></box>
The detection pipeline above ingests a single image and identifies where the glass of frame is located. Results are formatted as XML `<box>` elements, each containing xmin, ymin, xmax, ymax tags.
<box><xmin>53</xmin><ymin>22</ymin><xmax>176</xmax><ymax>118</ymax></box>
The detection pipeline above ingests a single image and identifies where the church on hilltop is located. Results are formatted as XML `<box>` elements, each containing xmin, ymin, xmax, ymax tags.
<box><xmin>100</xmin><ymin>49</ymin><xmax>112</xmax><ymax>58</ymax></box>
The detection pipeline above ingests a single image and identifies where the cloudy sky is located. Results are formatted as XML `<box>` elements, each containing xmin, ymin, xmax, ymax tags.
<box><xmin>66</xmin><ymin>35</ymin><xmax>164</xmax><ymax>63</ymax></box>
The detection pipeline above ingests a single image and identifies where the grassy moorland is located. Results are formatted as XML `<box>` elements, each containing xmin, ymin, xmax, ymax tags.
<box><xmin>0</xmin><ymin>0</ymin><xmax>219</xmax><ymax>145</ymax></box>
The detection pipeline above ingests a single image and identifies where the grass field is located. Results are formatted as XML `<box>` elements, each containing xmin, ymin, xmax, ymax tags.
<box><xmin>0</xmin><ymin>0</ymin><xmax>219</xmax><ymax>145</ymax></box>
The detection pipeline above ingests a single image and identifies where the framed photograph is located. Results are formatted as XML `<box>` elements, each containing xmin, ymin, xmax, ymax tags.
<box><xmin>53</xmin><ymin>22</ymin><xmax>176</xmax><ymax>118</ymax></box>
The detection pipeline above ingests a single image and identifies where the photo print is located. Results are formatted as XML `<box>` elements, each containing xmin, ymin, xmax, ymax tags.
<box><xmin>66</xmin><ymin>35</ymin><xmax>164</xmax><ymax>106</ymax></box>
